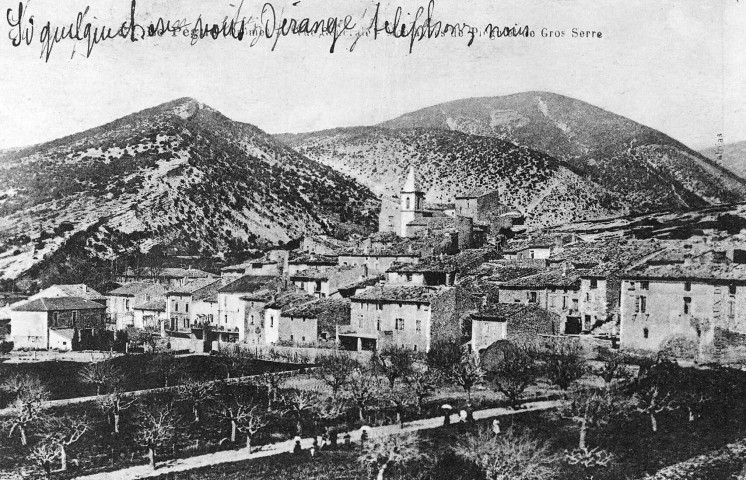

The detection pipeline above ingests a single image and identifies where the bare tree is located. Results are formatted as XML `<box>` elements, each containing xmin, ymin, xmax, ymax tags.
<box><xmin>313</xmin><ymin>350</ymin><xmax>359</xmax><ymax>397</ymax></box>
<box><xmin>679</xmin><ymin>391</ymin><xmax>710</xmax><ymax>423</ymax></box>
<box><xmin>253</xmin><ymin>372</ymin><xmax>286</xmax><ymax>410</ymax></box>
<box><xmin>487</xmin><ymin>341</ymin><xmax>541</xmax><ymax>408</ymax></box>
<box><xmin>214</xmin><ymin>392</ymin><xmax>268</xmax><ymax>447</ymax></box>
<box><xmin>146</xmin><ymin>352</ymin><xmax>184</xmax><ymax>388</ymax></box>
<box><xmin>42</xmin><ymin>415</ymin><xmax>89</xmax><ymax>471</ymax></box>
<box><xmin>592</xmin><ymin>350</ymin><xmax>631</xmax><ymax>386</ymax></box>
<box><xmin>541</xmin><ymin>340</ymin><xmax>587</xmax><ymax>391</ymax></box>
<box><xmin>454</xmin><ymin>427</ymin><xmax>560</xmax><ymax>480</ymax></box>
<box><xmin>99</xmin><ymin>389</ymin><xmax>136</xmax><ymax>434</ymax></box>
<box><xmin>405</xmin><ymin>366</ymin><xmax>438</xmax><ymax>415</ymax></box>
<box><xmin>176</xmin><ymin>377</ymin><xmax>215</xmax><ymax>423</ymax></box>
<box><xmin>134</xmin><ymin>405</ymin><xmax>178</xmax><ymax>469</ymax></box>
<box><xmin>371</xmin><ymin>345</ymin><xmax>416</xmax><ymax>390</ymax></box>
<box><xmin>29</xmin><ymin>441</ymin><xmax>58</xmax><ymax>477</ymax></box>
<box><xmin>450</xmin><ymin>351</ymin><xmax>486</xmax><ymax>403</ymax></box>
<box><xmin>631</xmin><ymin>385</ymin><xmax>678</xmax><ymax>433</ymax></box>
<box><xmin>1</xmin><ymin>374</ymin><xmax>49</xmax><ymax>446</ymax></box>
<box><xmin>80</xmin><ymin>361</ymin><xmax>122</xmax><ymax>396</ymax></box>
<box><xmin>3</xmin><ymin>397</ymin><xmax>44</xmax><ymax>446</ymax></box>
<box><xmin>359</xmin><ymin>433</ymin><xmax>428</xmax><ymax>480</ymax></box>
<box><xmin>281</xmin><ymin>390</ymin><xmax>318</xmax><ymax>437</ymax></box>
<box><xmin>559</xmin><ymin>387</ymin><xmax>616</xmax><ymax>451</ymax></box>
<box><xmin>343</xmin><ymin>370</ymin><xmax>383</xmax><ymax>423</ymax></box>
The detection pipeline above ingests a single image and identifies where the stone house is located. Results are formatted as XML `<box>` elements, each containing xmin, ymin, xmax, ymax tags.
<box><xmin>217</xmin><ymin>275</ymin><xmax>284</xmax><ymax>343</ymax></box>
<box><xmin>619</xmin><ymin>249</ymin><xmax>746</xmax><ymax>358</ymax></box>
<box><xmin>339</xmin><ymin>285</ymin><xmax>463</xmax><ymax>352</ymax></box>
<box><xmin>10</xmin><ymin>297</ymin><xmax>106</xmax><ymax>351</ymax></box>
<box><xmin>470</xmin><ymin>303</ymin><xmax>559</xmax><ymax>352</ymax></box>
<box><xmin>279</xmin><ymin>298</ymin><xmax>351</xmax><ymax>346</ymax></box>
<box><xmin>498</xmin><ymin>267</ymin><xmax>582</xmax><ymax>334</ymax></box>
<box><xmin>165</xmin><ymin>278</ymin><xmax>222</xmax><ymax>333</ymax></box>
<box><xmin>386</xmin><ymin>249</ymin><xmax>492</xmax><ymax>286</ymax></box>
<box><xmin>116</xmin><ymin>267</ymin><xmax>214</xmax><ymax>288</ymax></box>
<box><xmin>301</xmin><ymin>235</ymin><xmax>351</xmax><ymax>256</ymax></box>
<box><xmin>290</xmin><ymin>265</ymin><xmax>368</xmax><ymax>298</ymax></box>
<box><xmin>263</xmin><ymin>293</ymin><xmax>315</xmax><ymax>346</ymax></box>
<box><xmin>132</xmin><ymin>299</ymin><xmax>166</xmax><ymax>331</ymax></box>
<box><xmin>108</xmin><ymin>283</ymin><xmax>168</xmax><ymax>331</ymax></box>
<box><xmin>288</xmin><ymin>253</ymin><xmax>338</xmax><ymax>276</ymax></box>
<box><xmin>454</xmin><ymin>189</ymin><xmax>503</xmax><ymax>225</ymax></box>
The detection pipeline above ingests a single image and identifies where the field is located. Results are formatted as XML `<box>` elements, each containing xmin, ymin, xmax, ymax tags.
<box><xmin>0</xmin><ymin>353</ymin><xmax>304</xmax><ymax>407</ymax></box>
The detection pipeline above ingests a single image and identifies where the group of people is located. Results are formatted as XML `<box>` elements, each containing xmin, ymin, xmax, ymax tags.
<box><xmin>442</xmin><ymin>403</ymin><xmax>501</xmax><ymax>436</ymax></box>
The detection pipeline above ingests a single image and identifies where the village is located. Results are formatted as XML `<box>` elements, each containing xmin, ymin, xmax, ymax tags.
<box><xmin>4</xmin><ymin>166</ymin><xmax>746</xmax><ymax>361</ymax></box>
<box><xmin>2</xmin><ymin>167</ymin><xmax>746</xmax><ymax>480</ymax></box>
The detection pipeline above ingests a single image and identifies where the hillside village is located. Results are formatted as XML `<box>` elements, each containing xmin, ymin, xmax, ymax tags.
<box><xmin>4</xmin><ymin>165</ymin><xmax>746</xmax><ymax>364</ymax></box>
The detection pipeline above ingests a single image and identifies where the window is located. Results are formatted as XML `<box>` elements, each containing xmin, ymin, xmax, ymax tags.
<box><xmin>224</xmin><ymin>315</ymin><xmax>228</xmax><ymax>323</ymax></box>
<box><xmin>529</xmin><ymin>292</ymin><xmax>537</xmax><ymax>303</ymax></box>
<box><xmin>730</xmin><ymin>284</ymin><xmax>737</xmax><ymax>295</ymax></box>
<box><xmin>183</xmin><ymin>318</ymin><xmax>188</xmax><ymax>329</ymax></box>
<box><xmin>643</xmin><ymin>327</ymin><xmax>649</xmax><ymax>339</ymax></box>
<box><xmin>72</xmin><ymin>311</ymin><xmax>77</xmax><ymax>323</ymax></box>
<box><xmin>406</xmin><ymin>274</ymin><xmax>412</xmax><ymax>282</ymax></box>
<box><xmin>683</xmin><ymin>297</ymin><xmax>691</xmax><ymax>314</ymax></box>
<box><xmin>396</xmin><ymin>318</ymin><xmax>404</xmax><ymax>330</ymax></box>
<box><xmin>359</xmin><ymin>316</ymin><xmax>364</xmax><ymax>328</ymax></box>
<box><xmin>590</xmin><ymin>279</ymin><xmax>598</xmax><ymax>289</ymax></box>
<box><xmin>376</xmin><ymin>304</ymin><xmax>382</xmax><ymax>311</ymax></box>
<box><xmin>302</xmin><ymin>336</ymin><xmax>306</xmax><ymax>342</ymax></box>
<box><xmin>562</xmin><ymin>296</ymin><xmax>567</xmax><ymax>309</ymax></box>
<box><xmin>406</xmin><ymin>197</ymin><xmax>410</xmax><ymax>209</ymax></box>
<box><xmin>185</xmin><ymin>303</ymin><xmax>189</xmax><ymax>313</ymax></box>
<box><xmin>413</xmin><ymin>345</ymin><xmax>418</xmax><ymax>352</ymax></box>
<box><xmin>52</xmin><ymin>312</ymin><xmax>59</xmax><ymax>327</ymax></box>
<box><xmin>585</xmin><ymin>293</ymin><xmax>590</xmax><ymax>302</ymax></box>
<box><xmin>250</xmin><ymin>315</ymin><xmax>254</xmax><ymax>325</ymax></box>
<box><xmin>208</xmin><ymin>314</ymin><xmax>214</xmax><ymax>322</ymax></box>
<box><xmin>550</xmin><ymin>296</ymin><xmax>555</xmax><ymax>308</ymax></box>
<box><xmin>416</xmin><ymin>319</ymin><xmax>421</xmax><ymax>332</ymax></box>
<box><xmin>729</xmin><ymin>300</ymin><xmax>736</xmax><ymax>317</ymax></box>
<box><xmin>290</xmin><ymin>334</ymin><xmax>294</xmax><ymax>341</ymax></box>
<box><xmin>572</xmin><ymin>299</ymin><xmax>578</xmax><ymax>311</ymax></box>
<box><xmin>640</xmin><ymin>296</ymin><xmax>647</xmax><ymax>313</ymax></box>
<box><xmin>174</xmin><ymin>302</ymin><xmax>179</xmax><ymax>312</ymax></box>
<box><xmin>629</xmin><ymin>282</ymin><xmax>636</xmax><ymax>291</ymax></box>
<box><xmin>125</xmin><ymin>299</ymin><xmax>130</xmax><ymax>310</ymax></box>
<box><xmin>684</xmin><ymin>282</ymin><xmax>692</xmax><ymax>292</ymax></box>
<box><xmin>271</xmin><ymin>316</ymin><xmax>274</xmax><ymax>328</ymax></box>
<box><xmin>641</xmin><ymin>281</ymin><xmax>649</xmax><ymax>290</ymax></box>
<box><xmin>377</xmin><ymin>318</ymin><xmax>381</xmax><ymax>331</ymax></box>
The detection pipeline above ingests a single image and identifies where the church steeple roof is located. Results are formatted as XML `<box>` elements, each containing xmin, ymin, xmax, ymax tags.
<box><xmin>401</xmin><ymin>165</ymin><xmax>421</xmax><ymax>193</ymax></box>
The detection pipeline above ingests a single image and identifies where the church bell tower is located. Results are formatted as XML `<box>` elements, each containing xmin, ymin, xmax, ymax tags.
<box><xmin>399</xmin><ymin>165</ymin><xmax>424</xmax><ymax>237</ymax></box>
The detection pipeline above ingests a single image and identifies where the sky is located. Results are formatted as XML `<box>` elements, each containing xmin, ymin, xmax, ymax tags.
<box><xmin>0</xmin><ymin>0</ymin><xmax>744</xmax><ymax>150</ymax></box>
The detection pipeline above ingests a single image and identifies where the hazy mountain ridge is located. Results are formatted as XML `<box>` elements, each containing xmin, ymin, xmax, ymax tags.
<box><xmin>279</xmin><ymin>126</ymin><xmax>625</xmax><ymax>226</ymax></box>
<box><xmin>701</xmin><ymin>141</ymin><xmax>746</xmax><ymax>180</ymax></box>
<box><xmin>0</xmin><ymin>98</ymin><xmax>379</xmax><ymax>280</ymax></box>
<box><xmin>279</xmin><ymin>92</ymin><xmax>746</xmax><ymax>223</ymax></box>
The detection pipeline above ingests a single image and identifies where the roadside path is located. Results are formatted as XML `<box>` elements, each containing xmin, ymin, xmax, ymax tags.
<box><xmin>74</xmin><ymin>399</ymin><xmax>562</xmax><ymax>480</ymax></box>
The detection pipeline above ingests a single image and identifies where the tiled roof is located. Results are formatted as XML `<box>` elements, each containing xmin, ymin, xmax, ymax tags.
<box><xmin>240</xmin><ymin>289</ymin><xmax>275</xmax><ymax>302</ymax></box>
<box><xmin>288</xmin><ymin>253</ymin><xmax>338</xmax><ymax>265</ymax></box>
<box><xmin>406</xmin><ymin>217</ymin><xmax>455</xmax><ymax>229</ymax></box>
<box><xmin>283</xmin><ymin>298</ymin><xmax>350</xmax><ymax>319</ymax></box>
<box><xmin>472</xmin><ymin>303</ymin><xmax>552</xmax><ymax>322</ymax></box>
<box><xmin>265</xmin><ymin>293</ymin><xmax>315</xmax><ymax>311</ymax></box>
<box><xmin>291</xmin><ymin>265</ymin><xmax>361</xmax><ymax>281</ymax></box>
<box><xmin>352</xmin><ymin>285</ymin><xmax>448</xmax><ymax>303</ymax></box>
<box><xmin>388</xmin><ymin>249</ymin><xmax>491</xmax><ymax>274</ymax></box>
<box><xmin>168</xmin><ymin>278</ymin><xmax>221</xmax><ymax>295</ymax></box>
<box><xmin>108</xmin><ymin>283</ymin><xmax>155</xmax><ymax>297</ymax></box>
<box><xmin>623</xmin><ymin>259</ymin><xmax>746</xmax><ymax>283</ymax></box>
<box><xmin>47</xmin><ymin>284</ymin><xmax>106</xmax><ymax>301</ymax></box>
<box><xmin>218</xmin><ymin>275</ymin><xmax>280</xmax><ymax>294</ymax></box>
<box><xmin>133</xmin><ymin>299</ymin><xmax>167</xmax><ymax>311</ymax></box>
<box><xmin>12</xmin><ymin>297</ymin><xmax>106</xmax><ymax>312</ymax></box>
<box><xmin>500</xmin><ymin>268</ymin><xmax>584</xmax><ymax>289</ymax></box>
<box><xmin>337</xmin><ymin>275</ymin><xmax>384</xmax><ymax>292</ymax></box>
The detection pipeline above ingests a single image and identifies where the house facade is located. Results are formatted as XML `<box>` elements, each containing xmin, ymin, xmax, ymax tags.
<box><xmin>339</xmin><ymin>285</ymin><xmax>462</xmax><ymax>352</ymax></box>
<box><xmin>10</xmin><ymin>297</ymin><xmax>106</xmax><ymax>351</ymax></box>
<box><xmin>108</xmin><ymin>283</ymin><xmax>168</xmax><ymax>331</ymax></box>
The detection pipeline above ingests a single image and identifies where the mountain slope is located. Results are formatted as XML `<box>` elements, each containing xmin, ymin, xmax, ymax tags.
<box><xmin>279</xmin><ymin>126</ymin><xmax>628</xmax><ymax>226</ymax></box>
<box><xmin>0</xmin><ymin>98</ymin><xmax>378</xmax><ymax>280</ymax></box>
<box><xmin>701</xmin><ymin>141</ymin><xmax>746</xmax><ymax>180</ymax></box>
<box><xmin>376</xmin><ymin>92</ymin><xmax>746</xmax><ymax>208</ymax></box>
